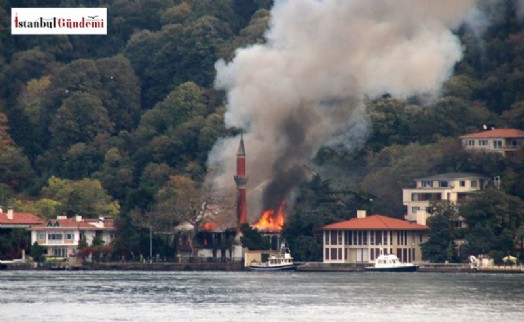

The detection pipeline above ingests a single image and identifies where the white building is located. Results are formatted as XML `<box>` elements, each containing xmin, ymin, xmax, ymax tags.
<box><xmin>29</xmin><ymin>215</ymin><xmax>115</xmax><ymax>258</ymax></box>
<box><xmin>402</xmin><ymin>172</ymin><xmax>489</xmax><ymax>226</ymax></box>
<box><xmin>459</xmin><ymin>128</ymin><xmax>524</xmax><ymax>156</ymax></box>
<box><xmin>321</xmin><ymin>210</ymin><xmax>428</xmax><ymax>264</ymax></box>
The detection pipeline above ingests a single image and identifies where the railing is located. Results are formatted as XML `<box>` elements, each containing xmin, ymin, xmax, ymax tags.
<box><xmin>44</xmin><ymin>240</ymin><xmax>67</xmax><ymax>245</ymax></box>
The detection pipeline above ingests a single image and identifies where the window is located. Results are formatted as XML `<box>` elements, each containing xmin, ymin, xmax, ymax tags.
<box><xmin>479</xmin><ymin>139</ymin><xmax>488</xmax><ymax>146</ymax></box>
<box><xmin>421</xmin><ymin>180</ymin><xmax>432</xmax><ymax>188</ymax></box>
<box><xmin>55</xmin><ymin>247</ymin><xmax>68</xmax><ymax>257</ymax></box>
<box><xmin>439</xmin><ymin>181</ymin><xmax>448</xmax><ymax>188</ymax></box>
<box><xmin>412</xmin><ymin>207</ymin><xmax>420</xmax><ymax>215</ymax></box>
<box><xmin>38</xmin><ymin>232</ymin><xmax>46</xmax><ymax>240</ymax></box>
<box><xmin>493</xmin><ymin>140</ymin><xmax>502</xmax><ymax>149</ymax></box>
<box><xmin>397</xmin><ymin>231</ymin><xmax>408</xmax><ymax>245</ymax></box>
<box><xmin>460</xmin><ymin>180</ymin><xmax>466</xmax><ymax>187</ymax></box>
<box><xmin>362</xmin><ymin>231</ymin><xmax>367</xmax><ymax>245</ymax></box>
<box><xmin>49</xmin><ymin>233</ymin><xmax>63</xmax><ymax>240</ymax></box>
<box><xmin>324</xmin><ymin>232</ymin><xmax>329</xmax><ymax>245</ymax></box>
<box><xmin>337</xmin><ymin>231</ymin><xmax>342</xmax><ymax>245</ymax></box>
<box><xmin>466</xmin><ymin>139</ymin><xmax>475</xmax><ymax>146</ymax></box>
<box><xmin>346</xmin><ymin>231</ymin><xmax>352</xmax><ymax>245</ymax></box>
<box><xmin>511</xmin><ymin>139</ymin><xmax>520</xmax><ymax>147</ymax></box>
<box><xmin>331</xmin><ymin>248</ymin><xmax>337</xmax><ymax>260</ymax></box>
<box><xmin>330</xmin><ymin>231</ymin><xmax>337</xmax><ymax>245</ymax></box>
<box><xmin>65</xmin><ymin>232</ymin><xmax>74</xmax><ymax>240</ymax></box>
<box><xmin>471</xmin><ymin>180</ymin><xmax>478</xmax><ymax>188</ymax></box>
<box><xmin>412</xmin><ymin>193</ymin><xmax>442</xmax><ymax>201</ymax></box>
<box><xmin>370</xmin><ymin>231</ymin><xmax>375</xmax><ymax>245</ymax></box>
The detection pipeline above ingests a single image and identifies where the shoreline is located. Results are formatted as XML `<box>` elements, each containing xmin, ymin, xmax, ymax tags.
<box><xmin>2</xmin><ymin>261</ymin><xmax>523</xmax><ymax>273</ymax></box>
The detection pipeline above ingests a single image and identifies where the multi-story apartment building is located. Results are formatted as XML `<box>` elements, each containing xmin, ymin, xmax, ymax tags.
<box><xmin>29</xmin><ymin>215</ymin><xmax>115</xmax><ymax>258</ymax></box>
<box><xmin>459</xmin><ymin>128</ymin><xmax>524</xmax><ymax>156</ymax></box>
<box><xmin>402</xmin><ymin>172</ymin><xmax>489</xmax><ymax>226</ymax></box>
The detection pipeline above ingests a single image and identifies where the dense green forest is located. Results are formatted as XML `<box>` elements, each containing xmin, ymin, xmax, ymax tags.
<box><xmin>1</xmin><ymin>0</ymin><xmax>523</xmax><ymax>262</ymax></box>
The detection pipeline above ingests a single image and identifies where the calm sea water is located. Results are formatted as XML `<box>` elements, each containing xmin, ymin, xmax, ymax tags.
<box><xmin>0</xmin><ymin>270</ymin><xmax>523</xmax><ymax>322</ymax></box>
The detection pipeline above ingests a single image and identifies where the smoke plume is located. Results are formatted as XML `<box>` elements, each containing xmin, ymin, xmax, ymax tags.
<box><xmin>208</xmin><ymin>0</ymin><xmax>478</xmax><ymax>219</ymax></box>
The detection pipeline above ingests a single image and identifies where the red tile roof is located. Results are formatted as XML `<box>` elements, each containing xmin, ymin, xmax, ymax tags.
<box><xmin>0</xmin><ymin>211</ymin><xmax>43</xmax><ymax>226</ymax></box>
<box><xmin>321</xmin><ymin>215</ymin><xmax>428</xmax><ymax>231</ymax></box>
<box><xmin>459</xmin><ymin>128</ymin><xmax>524</xmax><ymax>139</ymax></box>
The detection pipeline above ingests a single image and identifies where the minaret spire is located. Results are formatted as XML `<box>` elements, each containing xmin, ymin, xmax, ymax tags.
<box><xmin>234</xmin><ymin>133</ymin><xmax>247</xmax><ymax>228</ymax></box>
<box><xmin>237</xmin><ymin>132</ymin><xmax>245</xmax><ymax>156</ymax></box>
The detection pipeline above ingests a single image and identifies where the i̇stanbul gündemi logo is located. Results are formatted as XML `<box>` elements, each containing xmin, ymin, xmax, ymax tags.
<box><xmin>12</xmin><ymin>8</ymin><xmax>107</xmax><ymax>35</ymax></box>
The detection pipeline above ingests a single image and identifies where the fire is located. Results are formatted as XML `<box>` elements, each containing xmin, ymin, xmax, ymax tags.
<box><xmin>251</xmin><ymin>202</ymin><xmax>285</xmax><ymax>231</ymax></box>
<box><xmin>202</xmin><ymin>222</ymin><xmax>220</xmax><ymax>231</ymax></box>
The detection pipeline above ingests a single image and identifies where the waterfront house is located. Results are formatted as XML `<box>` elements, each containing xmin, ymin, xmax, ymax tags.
<box><xmin>402</xmin><ymin>172</ymin><xmax>489</xmax><ymax>227</ymax></box>
<box><xmin>321</xmin><ymin>210</ymin><xmax>428</xmax><ymax>264</ymax></box>
<box><xmin>459</xmin><ymin>128</ymin><xmax>524</xmax><ymax>156</ymax></box>
<box><xmin>29</xmin><ymin>215</ymin><xmax>115</xmax><ymax>258</ymax></box>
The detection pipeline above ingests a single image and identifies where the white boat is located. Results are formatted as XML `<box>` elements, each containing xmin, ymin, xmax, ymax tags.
<box><xmin>249</xmin><ymin>242</ymin><xmax>296</xmax><ymax>271</ymax></box>
<box><xmin>365</xmin><ymin>250</ymin><xmax>418</xmax><ymax>272</ymax></box>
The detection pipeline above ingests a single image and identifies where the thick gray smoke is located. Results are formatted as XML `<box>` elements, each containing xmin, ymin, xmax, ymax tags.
<box><xmin>208</xmin><ymin>0</ymin><xmax>478</xmax><ymax>219</ymax></box>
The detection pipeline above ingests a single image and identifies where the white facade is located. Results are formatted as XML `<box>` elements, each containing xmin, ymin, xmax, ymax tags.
<box><xmin>403</xmin><ymin>173</ymin><xmax>489</xmax><ymax>224</ymax></box>
<box><xmin>30</xmin><ymin>215</ymin><xmax>115</xmax><ymax>258</ymax></box>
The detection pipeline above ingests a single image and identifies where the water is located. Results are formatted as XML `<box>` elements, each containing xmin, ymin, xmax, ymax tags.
<box><xmin>1</xmin><ymin>270</ymin><xmax>523</xmax><ymax>322</ymax></box>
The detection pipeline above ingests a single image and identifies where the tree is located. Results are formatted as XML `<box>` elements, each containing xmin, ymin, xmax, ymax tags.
<box><xmin>41</xmin><ymin>176</ymin><xmax>120</xmax><ymax>217</ymax></box>
<box><xmin>240</xmin><ymin>223</ymin><xmax>269</xmax><ymax>250</ymax></box>
<box><xmin>94</xmin><ymin>147</ymin><xmax>135</xmax><ymax>201</ymax></box>
<box><xmin>49</xmin><ymin>92</ymin><xmax>113</xmax><ymax>149</ymax></box>
<box><xmin>29</xmin><ymin>241</ymin><xmax>44</xmax><ymax>263</ymax></box>
<box><xmin>35</xmin><ymin>198</ymin><xmax>61</xmax><ymax>219</ymax></box>
<box><xmin>0</xmin><ymin>146</ymin><xmax>34</xmax><ymax>191</ymax></box>
<box><xmin>460</xmin><ymin>189</ymin><xmax>524</xmax><ymax>260</ymax></box>
<box><xmin>95</xmin><ymin>55</ymin><xmax>142</xmax><ymax>132</ymax></box>
<box><xmin>421</xmin><ymin>200</ymin><xmax>460</xmax><ymax>263</ymax></box>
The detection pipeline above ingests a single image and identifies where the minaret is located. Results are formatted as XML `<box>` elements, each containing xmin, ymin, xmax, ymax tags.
<box><xmin>234</xmin><ymin>133</ymin><xmax>247</xmax><ymax>228</ymax></box>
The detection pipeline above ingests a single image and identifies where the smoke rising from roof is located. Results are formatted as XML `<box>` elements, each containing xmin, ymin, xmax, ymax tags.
<box><xmin>208</xmin><ymin>0</ymin><xmax>478</xmax><ymax>218</ymax></box>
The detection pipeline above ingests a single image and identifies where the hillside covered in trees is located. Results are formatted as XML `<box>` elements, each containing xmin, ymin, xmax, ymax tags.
<box><xmin>1</xmin><ymin>0</ymin><xmax>524</xmax><ymax>262</ymax></box>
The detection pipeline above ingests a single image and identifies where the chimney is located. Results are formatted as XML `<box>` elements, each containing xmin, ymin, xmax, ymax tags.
<box><xmin>357</xmin><ymin>210</ymin><xmax>366</xmax><ymax>219</ymax></box>
<box><xmin>0</xmin><ymin>206</ymin><xmax>3</xmax><ymax>213</ymax></box>
<box><xmin>75</xmin><ymin>215</ymin><xmax>82</xmax><ymax>222</ymax></box>
<box><xmin>234</xmin><ymin>133</ymin><xmax>248</xmax><ymax>228</ymax></box>
<box><xmin>7</xmin><ymin>207</ymin><xmax>14</xmax><ymax>220</ymax></box>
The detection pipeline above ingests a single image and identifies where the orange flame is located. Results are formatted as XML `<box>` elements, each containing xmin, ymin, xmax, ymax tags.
<box><xmin>202</xmin><ymin>222</ymin><xmax>220</xmax><ymax>231</ymax></box>
<box><xmin>251</xmin><ymin>202</ymin><xmax>285</xmax><ymax>231</ymax></box>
